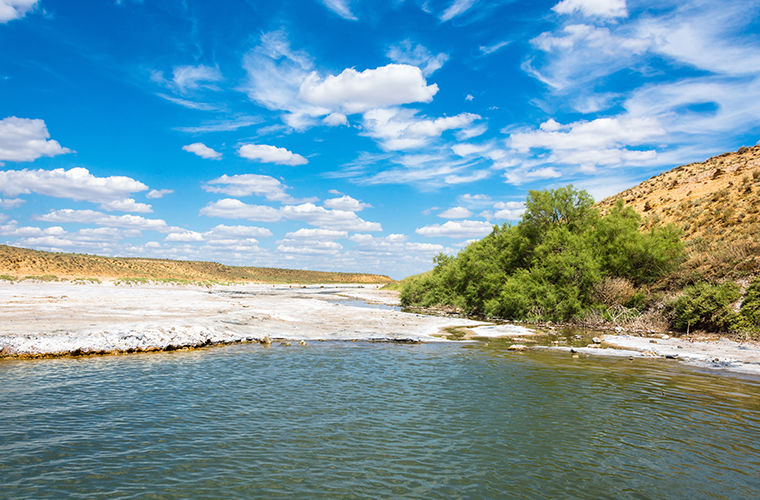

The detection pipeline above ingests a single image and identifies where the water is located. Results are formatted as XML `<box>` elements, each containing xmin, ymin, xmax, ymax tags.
<box><xmin>2</xmin><ymin>342</ymin><xmax>760</xmax><ymax>498</ymax></box>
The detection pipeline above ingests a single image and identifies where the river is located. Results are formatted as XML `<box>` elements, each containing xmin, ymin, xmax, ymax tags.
<box><xmin>2</xmin><ymin>341</ymin><xmax>759</xmax><ymax>498</ymax></box>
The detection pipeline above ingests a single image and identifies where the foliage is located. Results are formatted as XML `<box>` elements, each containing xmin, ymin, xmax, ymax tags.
<box><xmin>672</xmin><ymin>281</ymin><xmax>741</xmax><ymax>332</ymax></box>
<box><xmin>401</xmin><ymin>186</ymin><xmax>686</xmax><ymax>323</ymax></box>
<box><xmin>735</xmin><ymin>277</ymin><xmax>760</xmax><ymax>333</ymax></box>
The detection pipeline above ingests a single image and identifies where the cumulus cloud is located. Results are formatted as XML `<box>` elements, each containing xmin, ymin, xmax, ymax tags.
<box><xmin>416</xmin><ymin>219</ymin><xmax>493</xmax><ymax>239</ymax></box>
<box><xmin>0</xmin><ymin>117</ymin><xmax>71</xmax><ymax>163</ymax></box>
<box><xmin>183</xmin><ymin>142</ymin><xmax>221</xmax><ymax>160</ymax></box>
<box><xmin>203</xmin><ymin>174</ymin><xmax>296</xmax><ymax>202</ymax></box>
<box><xmin>0</xmin><ymin>167</ymin><xmax>151</xmax><ymax>211</ymax></box>
<box><xmin>552</xmin><ymin>0</ymin><xmax>628</xmax><ymax>19</ymax></box>
<box><xmin>277</xmin><ymin>239</ymin><xmax>343</xmax><ymax>255</ymax></box>
<box><xmin>350</xmin><ymin>233</ymin><xmax>445</xmax><ymax>257</ymax></box>
<box><xmin>284</xmin><ymin>228</ymin><xmax>347</xmax><ymax>240</ymax></box>
<box><xmin>362</xmin><ymin>108</ymin><xmax>480</xmax><ymax>150</ymax></box>
<box><xmin>238</xmin><ymin>144</ymin><xmax>307</xmax><ymax>165</ymax></box>
<box><xmin>0</xmin><ymin>0</ymin><xmax>37</xmax><ymax>23</ymax></box>
<box><xmin>438</xmin><ymin>206</ymin><xmax>472</xmax><ymax>219</ymax></box>
<box><xmin>165</xmin><ymin>224</ymin><xmax>272</xmax><ymax>244</ymax></box>
<box><xmin>199</xmin><ymin>199</ymin><xmax>282</xmax><ymax>222</ymax></box>
<box><xmin>0</xmin><ymin>197</ymin><xmax>24</xmax><ymax>209</ymax></box>
<box><xmin>299</xmin><ymin>64</ymin><xmax>439</xmax><ymax>114</ymax></box>
<box><xmin>281</xmin><ymin>203</ymin><xmax>382</xmax><ymax>232</ymax></box>
<box><xmin>483</xmin><ymin>201</ymin><xmax>525</xmax><ymax>220</ymax></box>
<box><xmin>37</xmin><ymin>209</ymin><xmax>176</xmax><ymax>233</ymax></box>
<box><xmin>507</xmin><ymin>116</ymin><xmax>664</xmax><ymax>172</ymax></box>
<box><xmin>387</xmin><ymin>40</ymin><xmax>449</xmax><ymax>76</ymax></box>
<box><xmin>323</xmin><ymin>113</ymin><xmax>348</xmax><ymax>126</ymax></box>
<box><xmin>100</xmin><ymin>198</ymin><xmax>152</xmax><ymax>213</ymax></box>
<box><xmin>323</xmin><ymin>195</ymin><xmax>370</xmax><ymax>212</ymax></box>
<box><xmin>146</xmin><ymin>188</ymin><xmax>173</xmax><ymax>199</ymax></box>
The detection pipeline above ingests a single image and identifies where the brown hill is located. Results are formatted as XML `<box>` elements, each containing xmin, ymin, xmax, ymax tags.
<box><xmin>598</xmin><ymin>145</ymin><xmax>760</xmax><ymax>279</ymax></box>
<box><xmin>0</xmin><ymin>245</ymin><xmax>394</xmax><ymax>284</ymax></box>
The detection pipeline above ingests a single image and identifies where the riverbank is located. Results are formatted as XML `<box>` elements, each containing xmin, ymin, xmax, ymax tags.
<box><xmin>2</xmin><ymin>281</ymin><xmax>760</xmax><ymax>376</ymax></box>
<box><xmin>0</xmin><ymin>281</ymin><xmax>496</xmax><ymax>358</ymax></box>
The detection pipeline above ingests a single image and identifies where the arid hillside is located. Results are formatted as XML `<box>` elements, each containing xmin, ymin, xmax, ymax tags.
<box><xmin>0</xmin><ymin>245</ymin><xmax>394</xmax><ymax>284</ymax></box>
<box><xmin>599</xmin><ymin>145</ymin><xmax>760</xmax><ymax>279</ymax></box>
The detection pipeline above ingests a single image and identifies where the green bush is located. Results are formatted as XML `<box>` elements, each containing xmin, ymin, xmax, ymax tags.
<box><xmin>736</xmin><ymin>277</ymin><xmax>760</xmax><ymax>333</ymax></box>
<box><xmin>400</xmin><ymin>186</ymin><xmax>685</xmax><ymax>323</ymax></box>
<box><xmin>673</xmin><ymin>281</ymin><xmax>740</xmax><ymax>332</ymax></box>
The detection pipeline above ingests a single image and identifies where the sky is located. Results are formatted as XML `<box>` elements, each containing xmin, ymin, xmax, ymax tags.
<box><xmin>1</xmin><ymin>0</ymin><xmax>759</xmax><ymax>279</ymax></box>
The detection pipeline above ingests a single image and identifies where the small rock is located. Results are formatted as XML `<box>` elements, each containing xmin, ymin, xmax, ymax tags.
<box><xmin>665</xmin><ymin>353</ymin><xmax>678</xmax><ymax>359</ymax></box>
<box><xmin>574</xmin><ymin>335</ymin><xmax>582</xmax><ymax>340</ymax></box>
<box><xmin>259</xmin><ymin>335</ymin><xmax>272</xmax><ymax>346</ymax></box>
<box><xmin>280</xmin><ymin>341</ymin><xmax>292</xmax><ymax>346</ymax></box>
<box><xmin>298</xmin><ymin>340</ymin><xmax>307</xmax><ymax>346</ymax></box>
<box><xmin>615</xmin><ymin>326</ymin><xmax>623</xmax><ymax>333</ymax></box>
<box><xmin>508</xmin><ymin>344</ymin><xmax>527</xmax><ymax>351</ymax></box>
<box><xmin>569</xmin><ymin>348</ymin><xmax>577</xmax><ymax>354</ymax></box>
<box><xmin>660</xmin><ymin>334</ymin><xmax>670</xmax><ymax>340</ymax></box>
<box><xmin>592</xmin><ymin>337</ymin><xmax>601</xmax><ymax>344</ymax></box>
<box><xmin>649</xmin><ymin>339</ymin><xmax>658</xmax><ymax>344</ymax></box>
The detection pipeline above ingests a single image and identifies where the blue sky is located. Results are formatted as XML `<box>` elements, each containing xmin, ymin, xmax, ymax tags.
<box><xmin>1</xmin><ymin>0</ymin><xmax>759</xmax><ymax>278</ymax></box>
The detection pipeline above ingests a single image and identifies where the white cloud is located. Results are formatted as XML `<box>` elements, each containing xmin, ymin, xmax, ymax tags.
<box><xmin>484</xmin><ymin>201</ymin><xmax>525</xmax><ymax>220</ymax></box>
<box><xmin>0</xmin><ymin>167</ymin><xmax>150</xmax><ymax>211</ymax></box>
<box><xmin>199</xmin><ymin>199</ymin><xmax>282</xmax><ymax>222</ymax></box>
<box><xmin>171</xmin><ymin>65</ymin><xmax>222</xmax><ymax>94</ymax></box>
<box><xmin>182</xmin><ymin>142</ymin><xmax>221</xmax><ymax>160</ymax></box>
<box><xmin>281</xmin><ymin>203</ymin><xmax>382</xmax><ymax>232</ymax></box>
<box><xmin>416</xmin><ymin>220</ymin><xmax>493</xmax><ymax>239</ymax></box>
<box><xmin>0</xmin><ymin>117</ymin><xmax>71</xmax><ymax>163</ymax></box>
<box><xmin>0</xmin><ymin>0</ymin><xmax>37</xmax><ymax>23</ymax></box>
<box><xmin>242</xmin><ymin>30</ymin><xmax>325</xmax><ymax>130</ymax></box>
<box><xmin>277</xmin><ymin>240</ymin><xmax>343</xmax><ymax>255</ymax></box>
<box><xmin>323</xmin><ymin>195</ymin><xmax>370</xmax><ymax>212</ymax></box>
<box><xmin>165</xmin><ymin>230</ymin><xmax>204</xmax><ymax>242</ymax></box>
<box><xmin>507</xmin><ymin>116</ymin><xmax>664</xmax><ymax>172</ymax></box>
<box><xmin>284</xmin><ymin>228</ymin><xmax>347</xmax><ymax>240</ymax></box>
<box><xmin>452</xmin><ymin>143</ymin><xmax>491</xmax><ymax>157</ymax></box>
<box><xmin>154</xmin><ymin>93</ymin><xmax>218</xmax><ymax>111</ymax></box>
<box><xmin>299</xmin><ymin>64</ymin><xmax>439</xmax><ymax>114</ymax></box>
<box><xmin>504</xmin><ymin>167</ymin><xmax>562</xmax><ymax>184</ymax></box>
<box><xmin>203</xmin><ymin>174</ymin><xmax>295</xmax><ymax>202</ymax></box>
<box><xmin>479</xmin><ymin>40</ymin><xmax>510</xmax><ymax>55</ymax></box>
<box><xmin>238</xmin><ymin>144</ymin><xmax>307</xmax><ymax>166</ymax></box>
<box><xmin>0</xmin><ymin>197</ymin><xmax>24</xmax><ymax>209</ymax></box>
<box><xmin>350</xmin><ymin>233</ymin><xmax>445</xmax><ymax>257</ymax></box>
<box><xmin>440</xmin><ymin>0</ymin><xmax>476</xmax><ymax>22</ymax></box>
<box><xmin>165</xmin><ymin>224</ymin><xmax>272</xmax><ymax>244</ymax></box>
<box><xmin>459</xmin><ymin>193</ymin><xmax>491</xmax><ymax>207</ymax></box>
<box><xmin>37</xmin><ymin>209</ymin><xmax>175</xmax><ymax>233</ymax></box>
<box><xmin>323</xmin><ymin>113</ymin><xmax>348</xmax><ymax>126</ymax></box>
<box><xmin>387</xmin><ymin>40</ymin><xmax>449</xmax><ymax>76</ymax></box>
<box><xmin>444</xmin><ymin>170</ymin><xmax>489</xmax><ymax>184</ymax></box>
<box><xmin>100</xmin><ymin>198</ymin><xmax>152</xmax><ymax>213</ymax></box>
<box><xmin>438</xmin><ymin>206</ymin><xmax>472</xmax><ymax>219</ymax></box>
<box><xmin>146</xmin><ymin>188</ymin><xmax>173</xmax><ymax>199</ymax></box>
<box><xmin>552</xmin><ymin>0</ymin><xmax>627</xmax><ymax>18</ymax></box>
<box><xmin>362</xmin><ymin>108</ymin><xmax>480</xmax><ymax>150</ymax></box>
<box><xmin>319</xmin><ymin>0</ymin><xmax>357</xmax><ymax>20</ymax></box>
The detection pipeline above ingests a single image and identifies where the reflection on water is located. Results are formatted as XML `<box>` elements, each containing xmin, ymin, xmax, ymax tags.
<box><xmin>1</xmin><ymin>342</ymin><xmax>759</xmax><ymax>498</ymax></box>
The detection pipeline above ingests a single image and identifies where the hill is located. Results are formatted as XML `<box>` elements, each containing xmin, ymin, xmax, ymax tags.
<box><xmin>0</xmin><ymin>245</ymin><xmax>394</xmax><ymax>284</ymax></box>
<box><xmin>598</xmin><ymin>145</ymin><xmax>760</xmax><ymax>279</ymax></box>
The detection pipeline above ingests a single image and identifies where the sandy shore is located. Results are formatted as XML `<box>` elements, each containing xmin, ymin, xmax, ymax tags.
<box><xmin>0</xmin><ymin>281</ymin><xmax>500</xmax><ymax>357</ymax></box>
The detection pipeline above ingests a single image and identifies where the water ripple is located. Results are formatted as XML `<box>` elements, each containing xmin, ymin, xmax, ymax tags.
<box><xmin>1</xmin><ymin>342</ymin><xmax>760</xmax><ymax>498</ymax></box>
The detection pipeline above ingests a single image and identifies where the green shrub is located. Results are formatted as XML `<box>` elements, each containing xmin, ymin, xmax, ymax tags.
<box><xmin>737</xmin><ymin>277</ymin><xmax>760</xmax><ymax>332</ymax></box>
<box><xmin>673</xmin><ymin>281</ymin><xmax>740</xmax><ymax>332</ymax></box>
<box><xmin>400</xmin><ymin>186</ymin><xmax>686</xmax><ymax>323</ymax></box>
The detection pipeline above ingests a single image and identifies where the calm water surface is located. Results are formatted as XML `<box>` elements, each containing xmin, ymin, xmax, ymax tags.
<box><xmin>2</xmin><ymin>342</ymin><xmax>760</xmax><ymax>498</ymax></box>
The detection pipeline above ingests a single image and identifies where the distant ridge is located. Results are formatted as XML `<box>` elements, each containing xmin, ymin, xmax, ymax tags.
<box><xmin>598</xmin><ymin>145</ymin><xmax>760</xmax><ymax>279</ymax></box>
<box><xmin>0</xmin><ymin>245</ymin><xmax>394</xmax><ymax>284</ymax></box>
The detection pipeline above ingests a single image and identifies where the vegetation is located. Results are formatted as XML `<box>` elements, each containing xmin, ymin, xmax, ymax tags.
<box><xmin>402</xmin><ymin>186</ymin><xmax>685</xmax><ymax>323</ymax></box>
<box><xmin>402</xmin><ymin>183</ymin><xmax>760</xmax><ymax>337</ymax></box>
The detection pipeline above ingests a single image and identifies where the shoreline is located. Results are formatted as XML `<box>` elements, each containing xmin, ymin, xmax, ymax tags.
<box><xmin>2</xmin><ymin>281</ymin><xmax>760</xmax><ymax>376</ymax></box>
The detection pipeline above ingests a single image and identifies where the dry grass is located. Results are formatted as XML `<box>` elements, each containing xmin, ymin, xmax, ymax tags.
<box><xmin>599</xmin><ymin>145</ymin><xmax>760</xmax><ymax>280</ymax></box>
<box><xmin>0</xmin><ymin>245</ymin><xmax>394</xmax><ymax>284</ymax></box>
